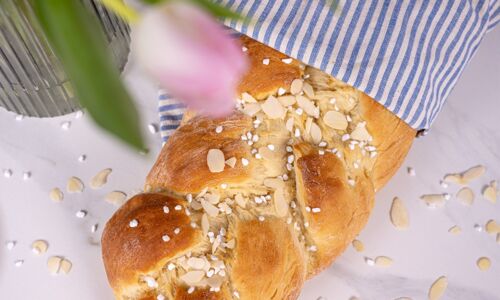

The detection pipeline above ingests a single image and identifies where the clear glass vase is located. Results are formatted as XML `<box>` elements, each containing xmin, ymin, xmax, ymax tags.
<box><xmin>0</xmin><ymin>0</ymin><xmax>131</xmax><ymax>117</ymax></box>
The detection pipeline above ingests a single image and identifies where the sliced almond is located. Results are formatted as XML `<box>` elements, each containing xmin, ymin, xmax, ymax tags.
<box><xmin>310</xmin><ymin>122</ymin><xmax>322</xmax><ymax>145</ymax></box>
<box><xmin>350</xmin><ymin>123</ymin><xmax>371</xmax><ymax>142</ymax></box>
<box><xmin>67</xmin><ymin>177</ymin><xmax>84</xmax><ymax>193</ymax></box>
<box><xmin>235</xmin><ymin>194</ymin><xmax>246</xmax><ymax>208</ymax></box>
<box><xmin>483</xmin><ymin>184</ymin><xmax>497</xmax><ymax>203</ymax></box>
<box><xmin>241</xmin><ymin>103</ymin><xmax>261</xmax><ymax>116</ymax></box>
<box><xmin>49</xmin><ymin>188</ymin><xmax>64</xmax><ymax>202</ymax></box>
<box><xmin>323</xmin><ymin>111</ymin><xmax>348</xmax><ymax>130</ymax></box>
<box><xmin>462</xmin><ymin>165</ymin><xmax>486</xmax><ymax>182</ymax></box>
<box><xmin>443</xmin><ymin>174</ymin><xmax>462</xmax><ymax>184</ymax></box>
<box><xmin>290</xmin><ymin>79</ymin><xmax>304</xmax><ymax>95</ymax></box>
<box><xmin>302</xmin><ymin>82</ymin><xmax>315</xmax><ymax>98</ymax></box>
<box><xmin>305</xmin><ymin>117</ymin><xmax>313</xmax><ymax>135</ymax></box>
<box><xmin>448</xmin><ymin>226</ymin><xmax>461</xmax><ymax>235</ymax></box>
<box><xmin>180</xmin><ymin>270</ymin><xmax>205</xmax><ymax>285</ymax></box>
<box><xmin>201</xmin><ymin>213</ymin><xmax>209</xmax><ymax>236</ymax></box>
<box><xmin>497</xmin><ymin>233</ymin><xmax>500</xmax><ymax>244</ymax></box>
<box><xmin>206</xmin><ymin>274</ymin><xmax>224</xmax><ymax>289</ymax></box>
<box><xmin>420</xmin><ymin>194</ymin><xmax>447</xmax><ymax>208</ymax></box>
<box><xmin>278</xmin><ymin>95</ymin><xmax>296</xmax><ymax>106</ymax></box>
<box><xmin>258</xmin><ymin>146</ymin><xmax>275</xmax><ymax>160</ymax></box>
<box><xmin>456</xmin><ymin>187</ymin><xmax>474</xmax><ymax>205</ymax></box>
<box><xmin>374</xmin><ymin>256</ymin><xmax>393</xmax><ymax>267</ymax></box>
<box><xmin>264</xmin><ymin>177</ymin><xmax>285</xmax><ymax>189</ymax></box>
<box><xmin>105</xmin><ymin>191</ymin><xmax>127</xmax><ymax>206</ymax></box>
<box><xmin>225</xmin><ymin>157</ymin><xmax>237</xmax><ymax>168</ymax></box>
<box><xmin>205</xmin><ymin>193</ymin><xmax>220</xmax><ymax>205</ymax></box>
<box><xmin>428</xmin><ymin>276</ymin><xmax>447</xmax><ymax>300</ymax></box>
<box><xmin>31</xmin><ymin>240</ymin><xmax>49</xmax><ymax>255</ymax></box>
<box><xmin>212</xmin><ymin>236</ymin><xmax>221</xmax><ymax>253</ymax></box>
<box><xmin>296</xmin><ymin>95</ymin><xmax>319</xmax><ymax>117</ymax></box>
<box><xmin>477</xmin><ymin>257</ymin><xmax>491</xmax><ymax>271</ymax></box>
<box><xmin>285</xmin><ymin>117</ymin><xmax>294</xmax><ymax>132</ymax></box>
<box><xmin>390</xmin><ymin>197</ymin><xmax>409</xmax><ymax>229</ymax></box>
<box><xmin>225</xmin><ymin>239</ymin><xmax>236</xmax><ymax>249</ymax></box>
<box><xmin>261</xmin><ymin>96</ymin><xmax>285</xmax><ymax>119</ymax></box>
<box><xmin>485</xmin><ymin>220</ymin><xmax>500</xmax><ymax>234</ymax></box>
<box><xmin>201</xmin><ymin>199</ymin><xmax>219</xmax><ymax>217</ymax></box>
<box><xmin>187</xmin><ymin>257</ymin><xmax>206</xmax><ymax>270</ymax></box>
<box><xmin>352</xmin><ymin>239</ymin><xmax>364</xmax><ymax>252</ymax></box>
<box><xmin>47</xmin><ymin>256</ymin><xmax>72</xmax><ymax>275</ymax></box>
<box><xmin>89</xmin><ymin>168</ymin><xmax>112</xmax><ymax>189</ymax></box>
<box><xmin>207</xmin><ymin>149</ymin><xmax>225</xmax><ymax>173</ymax></box>
<box><xmin>274</xmin><ymin>189</ymin><xmax>288</xmax><ymax>217</ymax></box>
<box><xmin>241</xmin><ymin>92</ymin><xmax>256</xmax><ymax>103</ymax></box>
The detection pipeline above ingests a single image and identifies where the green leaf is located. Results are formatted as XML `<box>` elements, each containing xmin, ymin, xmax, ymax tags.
<box><xmin>32</xmin><ymin>0</ymin><xmax>145</xmax><ymax>150</ymax></box>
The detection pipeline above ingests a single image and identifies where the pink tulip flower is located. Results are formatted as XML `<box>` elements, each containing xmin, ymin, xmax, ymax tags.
<box><xmin>132</xmin><ymin>1</ymin><xmax>248</xmax><ymax>117</ymax></box>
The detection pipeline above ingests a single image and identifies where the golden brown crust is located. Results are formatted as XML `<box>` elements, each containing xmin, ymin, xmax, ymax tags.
<box><xmin>102</xmin><ymin>193</ymin><xmax>202</xmax><ymax>296</ymax></box>
<box><xmin>230</xmin><ymin>218</ymin><xmax>306</xmax><ymax>300</ymax></box>
<box><xmin>103</xmin><ymin>35</ymin><xmax>415</xmax><ymax>300</ymax></box>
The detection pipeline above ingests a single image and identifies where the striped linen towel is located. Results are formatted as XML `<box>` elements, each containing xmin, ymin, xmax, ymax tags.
<box><xmin>159</xmin><ymin>0</ymin><xmax>500</xmax><ymax>142</ymax></box>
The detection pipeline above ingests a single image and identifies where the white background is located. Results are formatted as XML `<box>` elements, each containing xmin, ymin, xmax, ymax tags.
<box><xmin>0</xmin><ymin>28</ymin><xmax>498</xmax><ymax>300</ymax></box>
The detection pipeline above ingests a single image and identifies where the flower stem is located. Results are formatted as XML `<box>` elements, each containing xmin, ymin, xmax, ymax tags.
<box><xmin>99</xmin><ymin>0</ymin><xmax>139</xmax><ymax>23</ymax></box>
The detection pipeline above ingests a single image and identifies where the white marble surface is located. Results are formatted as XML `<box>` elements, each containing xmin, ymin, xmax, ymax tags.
<box><xmin>0</xmin><ymin>29</ymin><xmax>498</xmax><ymax>300</ymax></box>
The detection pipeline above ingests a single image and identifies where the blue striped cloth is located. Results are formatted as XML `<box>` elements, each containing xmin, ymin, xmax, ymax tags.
<box><xmin>159</xmin><ymin>0</ymin><xmax>500</xmax><ymax>142</ymax></box>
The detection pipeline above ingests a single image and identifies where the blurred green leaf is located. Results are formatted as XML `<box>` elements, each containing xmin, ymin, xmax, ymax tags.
<box><xmin>32</xmin><ymin>0</ymin><xmax>145</xmax><ymax>150</ymax></box>
<box><xmin>190</xmin><ymin>0</ymin><xmax>247</xmax><ymax>21</ymax></box>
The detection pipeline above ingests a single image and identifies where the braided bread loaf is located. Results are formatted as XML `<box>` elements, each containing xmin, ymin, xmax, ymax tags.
<box><xmin>102</xmin><ymin>36</ymin><xmax>415</xmax><ymax>300</ymax></box>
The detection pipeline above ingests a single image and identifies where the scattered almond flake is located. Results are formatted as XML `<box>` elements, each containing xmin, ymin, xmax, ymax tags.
<box><xmin>207</xmin><ymin>149</ymin><xmax>225</xmax><ymax>173</ymax></box>
<box><xmin>75</xmin><ymin>210</ymin><xmax>87</xmax><ymax>218</ymax></box>
<box><xmin>444</xmin><ymin>165</ymin><xmax>486</xmax><ymax>185</ymax></box>
<box><xmin>261</xmin><ymin>95</ymin><xmax>285</xmax><ymax>119</ymax></box>
<box><xmin>235</xmin><ymin>194</ymin><xmax>246</xmax><ymax>208</ymax></box>
<box><xmin>323</xmin><ymin>110</ymin><xmax>348</xmax><ymax>130</ymax></box>
<box><xmin>197</xmin><ymin>188</ymin><xmax>209</xmax><ymax>199</ymax></box>
<box><xmin>67</xmin><ymin>176</ymin><xmax>84</xmax><ymax>193</ymax></box>
<box><xmin>201</xmin><ymin>199</ymin><xmax>219</xmax><ymax>217</ymax></box>
<box><xmin>6</xmin><ymin>240</ymin><xmax>16</xmax><ymax>250</ymax></box>
<box><xmin>91</xmin><ymin>223</ymin><xmax>99</xmax><ymax>233</ymax></box>
<box><xmin>497</xmin><ymin>233</ymin><xmax>500</xmax><ymax>244</ymax></box>
<box><xmin>374</xmin><ymin>256</ymin><xmax>393</xmax><ymax>267</ymax></box>
<box><xmin>47</xmin><ymin>256</ymin><xmax>72</xmax><ymax>275</ymax></box>
<box><xmin>279</xmin><ymin>95</ymin><xmax>296</xmax><ymax>107</ymax></box>
<box><xmin>352</xmin><ymin>239</ymin><xmax>364</xmax><ymax>252</ymax></box>
<box><xmin>296</xmin><ymin>95</ymin><xmax>319</xmax><ymax>117</ymax></box>
<box><xmin>364</xmin><ymin>257</ymin><xmax>375</xmax><ymax>266</ymax></box>
<box><xmin>281</xmin><ymin>58</ymin><xmax>293</xmax><ymax>64</ymax></box>
<box><xmin>49</xmin><ymin>188</ymin><xmax>64</xmax><ymax>202</ymax></box>
<box><xmin>420</xmin><ymin>194</ymin><xmax>447</xmax><ymax>208</ymax></box>
<box><xmin>22</xmin><ymin>171</ymin><xmax>31</xmax><ymax>180</ymax></box>
<box><xmin>310</xmin><ymin>122</ymin><xmax>322</xmax><ymax>144</ymax></box>
<box><xmin>302</xmin><ymin>82</ymin><xmax>315</xmax><ymax>98</ymax></box>
<box><xmin>448</xmin><ymin>226</ymin><xmax>461</xmax><ymax>235</ymax></box>
<box><xmin>482</xmin><ymin>183</ymin><xmax>497</xmax><ymax>203</ymax></box>
<box><xmin>407</xmin><ymin>167</ymin><xmax>416</xmax><ymax>176</ymax></box>
<box><xmin>60</xmin><ymin>121</ymin><xmax>71</xmax><ymax>130</ymax></box>
<box><xmin>456</xmin><ymin>187</ymin><xmax>474</xmax><ymax>206</ymax></box>
<box><xmin>148</xmin><ymin>123</ymin><xmax>159</xmax><ymax>134</ymax></box>
<box><xmin>241</xmin><ymin>103</ymin><xmax>261</xmax><ymax>116</ymax></box>
<box><xmin>3</xmin><ymin>169</ymin><xmax>13</xmax><ymax>178</ymax></box>
<box><xmin>104</xmin><ymin>191</ymin><xmax>127</xmax><ymax>206</ymax></box>
<box><xmin>180</xmin><ymin>270</ymin><xmax>205</xmax><ymax>285</ymax></box>
<box><xmin>390</xmin><ymin>197</ymin><xmax>409</xmax><ymax>229</ymax></box>
<box><xmin>428</xmin><ymin>276</ymin><xmax>447</xmax><ymax>300</ymax></box>
<box><xmin>290</xmin><ymin>79</ymin><xmax>304</xmax><ymax>95</ymax></box>
<box><xmin>350</xmin><ymin>123</ymin><xmax>371</xmax><ymax>141</ymax></box>
<box><xmin>129</xmin><ymin>219</ymin><xmax>138</xmax><ymax>228</ymax></box>
<box><xmin>485</xmin><ymin>220</ymin><xmax>500</xmax><ymax>234</ymax></box>
<box><xmin>31</xmin><ymin>240</ymin><xmax>49</xmax><ymax>255</ymax></box>
<box><xmin>274</xmin><ymin>189</ymin><xmax>288</xmax><ymax>217</ymax></box>
<box><xmin>14</xmin><ymin>260</ymin><xmax>24</xmax><ymax>267</ymax></box>
<box><xmin>262</xmin><ymin>58</ymin><xmax>270</xmax><ymax>65</ymax></box>
<box><xmin>477</xmin><ymin>257</ymin><xmax>491</xmax><ymax>271</ymax></box>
